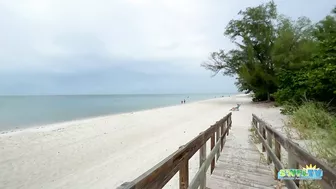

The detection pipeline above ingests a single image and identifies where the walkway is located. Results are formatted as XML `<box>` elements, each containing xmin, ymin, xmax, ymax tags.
<box><xmin>207</xmin><ymin>108</ymin><xmax>277</xmax><ymax>188</ymax></box>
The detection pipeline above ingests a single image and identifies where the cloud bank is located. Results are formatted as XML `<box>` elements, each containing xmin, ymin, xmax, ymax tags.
<box><xmin>0</xmin><ymin>0</ymin><xmax>334</xmax><ymax>94</ymax></box>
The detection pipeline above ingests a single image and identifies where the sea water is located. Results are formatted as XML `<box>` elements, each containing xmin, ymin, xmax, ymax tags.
<box><xmin>0</xmin><ymin>94</ymin><xmax>232</xmax><ymax>131</ymax></box>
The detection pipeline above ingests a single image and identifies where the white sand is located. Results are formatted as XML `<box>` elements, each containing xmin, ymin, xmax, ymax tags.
<box><xmin>0</xmin><ymin>95</ymin><xmax>285</xmax><ymax>189</ymax></box>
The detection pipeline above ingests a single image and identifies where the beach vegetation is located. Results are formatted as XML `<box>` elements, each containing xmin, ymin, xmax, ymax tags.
<box><xmin>202</xmin><ymin>3</ymin><xmax>336</xmax><ymax>106</ymax></box>
<box><xmin>286</xmin><ymin>102</ymin><xmax>336</xmax><ymax>168</ymax></box>
<box><xmin>203</xmin><ymin>1</ymin><xmax>336</xmax><ymax>172</ymax></box>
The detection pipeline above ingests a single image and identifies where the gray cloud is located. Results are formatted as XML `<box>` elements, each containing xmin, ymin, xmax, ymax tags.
<box><xmin>0</xmin><ymin>0</ymin><xmax>334</xmax><ymax>94</ymax></box>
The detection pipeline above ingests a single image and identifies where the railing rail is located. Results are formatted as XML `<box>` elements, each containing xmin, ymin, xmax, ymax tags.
<box><xmin>252</xmin><ymin>114</ymin><xmax>336</xmax><ymax>189</ymax></box>
<box><xmin>117</xmin><ymin>112</ymin><xmax>232</xmax><ymax>189</ymax></box>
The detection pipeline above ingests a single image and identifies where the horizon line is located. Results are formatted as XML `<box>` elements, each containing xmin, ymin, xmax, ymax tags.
<box><xmin>0</xmin><ymin>92</ymin><xmax>241</xmax><ymax>96</ymax></box>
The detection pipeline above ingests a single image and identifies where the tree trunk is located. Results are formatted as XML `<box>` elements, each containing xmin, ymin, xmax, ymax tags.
<box><xmin>267</xmin><ymin>92</ymin><xmax>270</xmax><ymax>101</ymax></box>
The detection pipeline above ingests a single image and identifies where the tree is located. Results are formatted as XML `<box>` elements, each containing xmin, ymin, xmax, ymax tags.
<box><xmin>274</xmin><ymin>8</ymin><xmax>336</xmax><ymax>105</ymax></box>
<box><xmin>306</xmin><ymin>8</ymin><xmax>336</xmax><ymax>104</ymax></box>
<box><xmin>202</xmin><ymin>1</ymin><xmax>278</xmax><ymax>101</ymax></box>
<box><xmin>203</xmin><ymin>1</ymin><xmax>335</xmax><ymax>105</ymax></box>
<box><xmin>272</xmin><ymin>16</ymin><xmax>317</xmax><ymax>103</ymax></box>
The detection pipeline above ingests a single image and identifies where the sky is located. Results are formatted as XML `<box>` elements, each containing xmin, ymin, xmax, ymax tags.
<box><xmin>0</xmin><ymin>0</ymin><xmax>334</xmax><ymax>95</ymax></box>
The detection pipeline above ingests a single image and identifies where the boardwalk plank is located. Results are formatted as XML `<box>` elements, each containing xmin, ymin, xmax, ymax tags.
<box><xmin>212</xmin><ymin>163</ymin><xmax>273</xmax><ymax>176</ymax></box>
<box><xmin>207</xmin><ymin>122</ymin><xmax>276</xmax><ymax>189</ymax></box>
<box><xmin>212</xmin><ymin>170</ymin><xmax>275</xmax><ymax>186</ymax></box>
<box><xmin>207</xmin><ymin>175</ymin><xmax>275</xmax><ymax>189</ymax></box>
<box><xmin>217</xmin><ymin>158</ymin><xmax>270</xmax><ymax>169</ymax></box>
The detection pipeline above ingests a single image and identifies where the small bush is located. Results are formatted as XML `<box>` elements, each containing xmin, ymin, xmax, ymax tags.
<box><xmin>252</xmin><ymin>92</ymin><xmax>268</xmax><ymax>102</ymax></box>
<box><xmin>279</xmin><ymin>101</ymin><xmax>300</xmax><ymax>115</ymax></box>
<box><xmin>288</xmin><ymin>102</ymin><xmax>336</xmax><ymax>167</ymax></box>
<box><xmin>249</xmin><ymin>122</ymin><xmax>261</xmax><ymax>144</ymax></box>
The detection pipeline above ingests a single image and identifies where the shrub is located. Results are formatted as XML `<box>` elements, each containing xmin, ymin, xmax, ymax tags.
<box><xmin>287</xmin><ymin>102</ymin><xmax>336</xmax><ymax>167</ymax></box>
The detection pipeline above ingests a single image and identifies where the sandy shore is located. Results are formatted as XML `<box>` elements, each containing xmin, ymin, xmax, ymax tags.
<box><xmin>0</xmin><ymin>95</ymin><xmax>285</xmax><ymax>189</ymax></box>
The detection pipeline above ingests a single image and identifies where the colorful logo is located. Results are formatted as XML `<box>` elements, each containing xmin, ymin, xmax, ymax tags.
<box><xmin>278</xmin><ymin>164</ymin><xmax>323</xmax><ymax>180</ymax></box>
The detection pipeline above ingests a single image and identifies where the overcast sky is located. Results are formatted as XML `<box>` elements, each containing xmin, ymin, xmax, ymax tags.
<box><xmin>0</xmin><ymin>0</ymin><xmax>334</xmax><ymax>95</ymax></box>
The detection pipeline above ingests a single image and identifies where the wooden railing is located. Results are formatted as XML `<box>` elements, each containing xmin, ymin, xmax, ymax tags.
<box><xmin>252</xmin><ymin>114</ymin><xmax>336</xmax><ymax>189</ymax></box>
<box><xmin>117</xmin><ymin>112</ymin><xmax>232</xmax><ymax>189</ymax></box>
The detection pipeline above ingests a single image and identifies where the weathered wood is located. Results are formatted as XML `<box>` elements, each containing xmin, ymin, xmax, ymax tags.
<box><xmin>216</xmin><ymin>124</ymin><xmax>220</xmax><ymax>160</ymax></box>
<box><xmin>118</xmin><ymin>113</ymin><xmax>232</xmax><ymax>189</ymax></box>
<box><xmin>207</xmin><ymin>128</ymin><xmax>277</xmax><ymax>189</ymax></box>
<box><xmin>189</xmin><ymin>140</ymin><xmax>221</xmax><ymax>189</ymax></box>
<box><xmin>179</xmin><ymin>158</ymin><xmax>189</xmax><ymax>189</ymax></box>
<box><xmin>258</xmin><ymin>122</ymin><xmax>262</xmax><ymax>137</ymax></box>
<box><xmin>227</xmin><ymin>116</ymin><xmax>232</xmax><ymax>136</ymax></box>
<box><xmin>199</xmin><ymin>144</ymin><xmax>206</xmax><ymax>189</ymax></box>
<box><xmin>210</xmin><ymin>132</ymin><xmax>215</xmax><ymax>173</ymax></box>
<box><xmin>252</xmin><ymin>114</ymin><xmax>288</xmax><ymax>150</ymax></box>
<box><xmin>253</xmin><ymin>114</ymin><xmax>336</xmax><ymax>189</ymax></box>
<box><xmin>266</xmin><ymin>130</ymin><xmax>272</xmax><ymax>164</ymax></box>
<box><xmin>208</xmin><ymin>174</ymin><xmax>275</xmax><ymax>189</ymax></box>
<box><xmin>220</xmin><ymin>122</ymin><xmax>225</xmax><ymax>150</ymax></box>
<box><xmin>194</xmin><ymin>123</ymin><xmax>230</xmax><ymax>189</ymax></box>
<box><xmin>253</xmin><ymin>122</ymin><xmax>299</xmax><ymax>189</ymax></box>
<box><xmin>286</xmin><ymin>140</ymin><xmax>336</xmax><ymax>189</ymax></box>
<box><xmin>262</xmin><ymin>125</ymin><xmax>266</xmax><ymax>152</ymax></box>
<box><xmin>226</xmin><ymin>118</ymin><xmax>230</xmax><ymax>136</ymax></box>
<box><xmin>274</xmin><ymin>139</ymin><xmax>281</xmax><ymax>180</ymax></box>
<box><xmin>253</xmin><ymin>118</ymin><xmax>258</xmax><ymax>136</ymax></box>
<box><xmin>117</xmin><ymin>182</ymin><xmax>133</xmax><ymax>189</ymax></box>
<box><xmin>288</xmin><ymin>151</ymin><xmax>300</xmax><ymax>187</ymax></box>
<box><xmin>118</xmin><ymin>126</ymin><xmax>214</xmax><ymax>188</ymax></box>
<box><xmin>226</xmin><ymin>119</ymin><xmax>229</xmax><ymax>136</ymax></box>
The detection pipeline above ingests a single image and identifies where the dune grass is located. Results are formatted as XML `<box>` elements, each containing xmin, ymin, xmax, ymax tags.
<box><xmin>285</xmin><ymin>102</ymin><xmax>336</xmax><ymax>168</ymax></box>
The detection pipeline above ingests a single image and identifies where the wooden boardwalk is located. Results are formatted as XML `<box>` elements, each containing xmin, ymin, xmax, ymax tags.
<box><xmin>207</xmin><ymin>124</ymin><xmax>277</xmax><ymax>189</ymax></box>
<box><xmin>118</xmin><ymin>113</ymin><xmax>336</xmax><ymax>189</ymax></box>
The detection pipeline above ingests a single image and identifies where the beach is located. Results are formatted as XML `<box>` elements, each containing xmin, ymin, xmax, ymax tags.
<box><xmin>0</xmin><ymin>95</ymin><xmax>285</xmax><ymax>189</ymax></box>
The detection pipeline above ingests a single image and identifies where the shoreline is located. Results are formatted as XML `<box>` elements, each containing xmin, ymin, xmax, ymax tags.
<box><xmin>0</xmin><ymin>95</ymin><xmax>234</xmax><ymax>136</ymax></box>
<box><xmin>0</xmin><ymin>93</ymin><xmax>284</xmax><ymax>189</ymax></box>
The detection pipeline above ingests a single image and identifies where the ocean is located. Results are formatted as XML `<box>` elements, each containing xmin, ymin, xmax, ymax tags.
<box><xmin>0</xmin><ymin>94</ymin><xmax>231</xmax><ymax>131</ymax></box>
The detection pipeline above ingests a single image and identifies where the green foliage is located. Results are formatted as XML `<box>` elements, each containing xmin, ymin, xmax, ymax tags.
<box><xmin>274</xmin><ymin>8</ymin><xmax>336</xmax><ymax>105</ymax></box>
<box><xmin>288</xmin><ymin>102</ymin><xmax>336</xmax><ymax>167</ymax></box>
<box><xmin>202</xmin><ymin>2</ymin><xmax>336</xmax><ymax>106</ymax></box>
<box><xmin>249</xmin><ymin>123</ymin><xmax>261</xmax><ymax>144</ymax></box>
<box><xmin>202</xmin><ymin>1</ymin><xmax>336</xmax><ymax>170</ymax></box>
<box><xmin>202</xmin><ymin>1</ymin><xmax>278</xmax><ymax>101</ymax></box>
<box><xmin>306</xmin><ymin>12</ymin><xmax>336</xmax><ymax>104</ymax></box>
<box><xmin>280</xmin><ymin>101</ymin><xmax>298</xmax><ymax>115</ymax></box>
<box><xmin>202</xmin><ymin>1</ymin><xmax>336</xmax><ymax>172</ymax></box>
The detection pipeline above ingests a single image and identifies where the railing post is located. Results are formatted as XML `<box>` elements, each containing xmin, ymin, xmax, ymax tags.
<box><xmin>179</xmin><ymin>158</ymin><xmax>189</xmax><ymax>189</ymax></box>
<box><xmin>216</xmin><ymin>124</ymin><xmax>220</xmax><ymax>160</ymax></box>
<box><xmin>288</xmin><ymin>151</ymin><xmax>300</xmax><ymax>187</ymax></box>
<box><xmin>274</xmin><ymin>139</ymin><xmax>281</xmax><ymax>180</ymax></box>
<box><xmin>227</xmin><ymin>116</ymin><xmax>230</xmax><ymax>136</ymax></box>
<box><xmin>267</xmin><ymin>130</ymin><xmax>273</xmax><ymax>164</ymax></box>
<box><xmin>210</xmin><ymin>132</ymin><xmax>215</xmax><ymax>174</ymax></box>
<box><xmin>258</xmin><ymin>122</ymin><xmax>264</xmax><ymax>150</ymax></box>
<box><xmin>253</xmin><ymin>118</ymin><xmax>258</xmax><ymax>136</ymax></box>
<box><xmin>262</xmin><ymin>125</ymin><xmax>266</xmax><ymax>152</ymax></box>
<box><xmin>117</xmin><ymin>182</ymin><xmax>131</xmax><ymax>189</ymax></box>
<box><xmin>221</xmin><ymin>121</ymin><xmax>226</xmax><ymax>151</ymax></box>
<box><xmin>226</xmin><ymin>118</ymin><xmax>229</xmax><ymax>136</ymax></box>
<box><xmin>199</xmin><ymin>144</ymin><xmax>206</xmax><ymax>189</ymax></box>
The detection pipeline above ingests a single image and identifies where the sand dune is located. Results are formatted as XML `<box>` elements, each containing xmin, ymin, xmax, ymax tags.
<box><xmin>0</xmin><ymin>95</ymin><xmax>284</xmax><ymax>189</ymax></box>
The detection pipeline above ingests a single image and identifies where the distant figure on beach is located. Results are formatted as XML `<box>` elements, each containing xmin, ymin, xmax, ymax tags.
<box><xmin>183</xmin><ymin>99</ymin><xmax>186</xmax><ymax>104</ymax></box>
<box><xmin>181</xmin><ymin>100</ymin><xmax>183</xmax><ymax>104</ymax></box>
<box><xmin>230</xmin><ymin>104</ymin><xmax>241</xmax><ymax>111</ymax></box>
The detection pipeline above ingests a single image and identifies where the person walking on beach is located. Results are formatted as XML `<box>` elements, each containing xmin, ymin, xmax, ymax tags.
<box><xmin>183</xmin><ymin>99</ymin><xmax>186</xmax><ymax>104</ymax></box>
